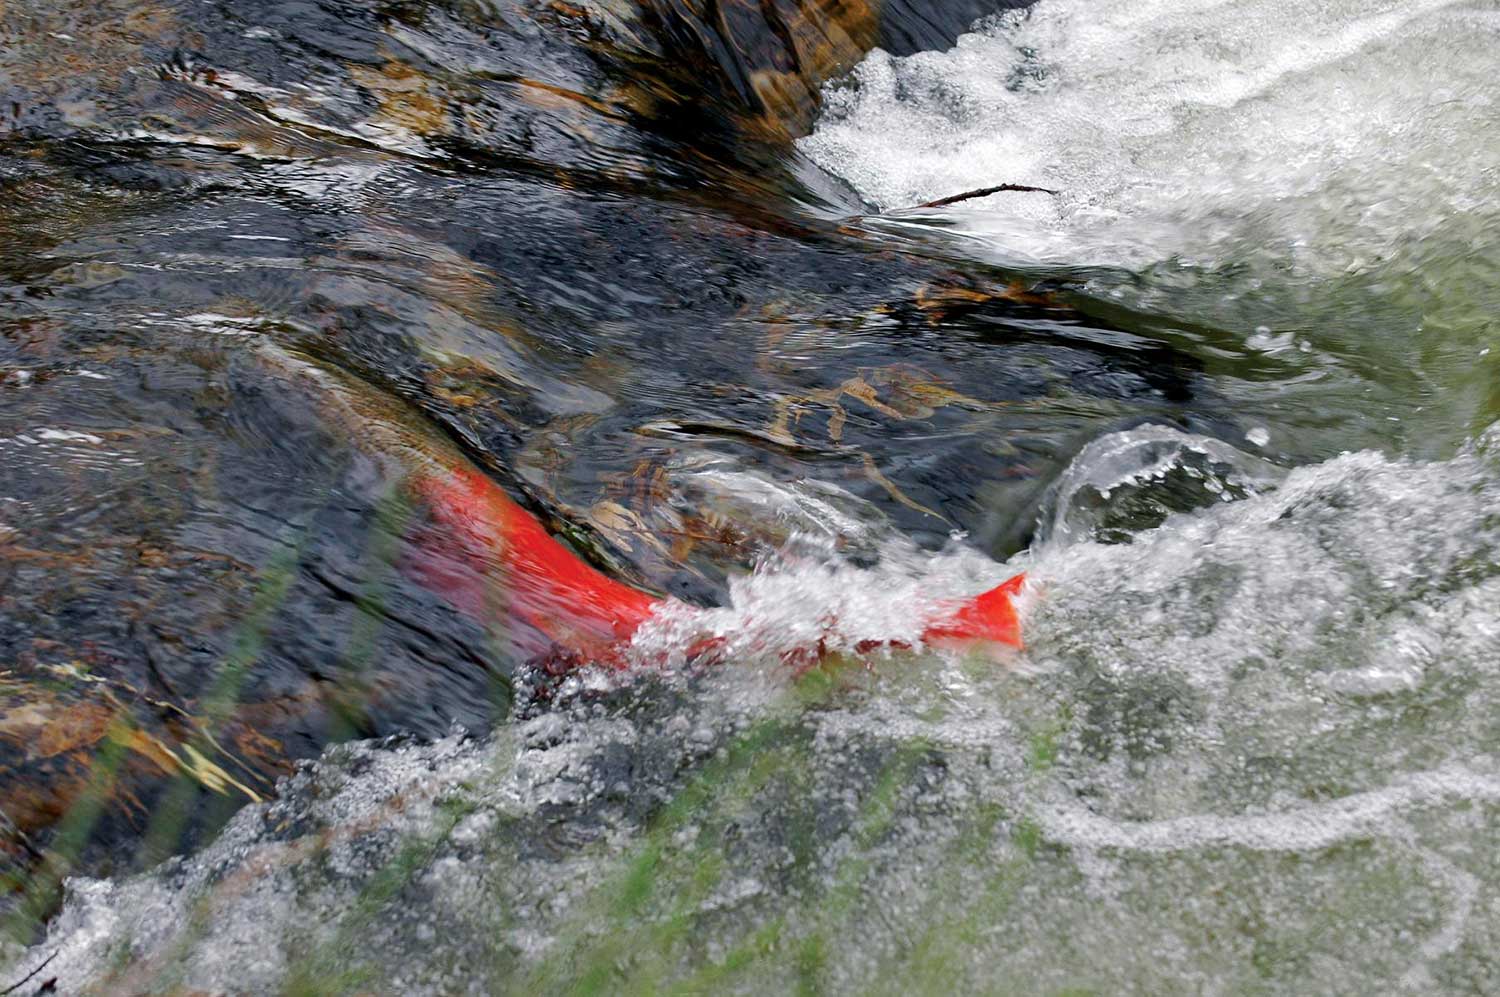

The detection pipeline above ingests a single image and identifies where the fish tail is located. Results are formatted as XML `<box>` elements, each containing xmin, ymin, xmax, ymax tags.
<box><xmin>921</xmin><ymin>573</ymin><xmax>1026</xmax><ymax>649</ymax></box>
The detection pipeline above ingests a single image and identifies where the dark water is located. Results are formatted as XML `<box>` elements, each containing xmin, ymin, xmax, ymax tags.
<box><xmin>5</xmin><ymin>0</ymin><xmax>1499</xmax><ymax>992</ymax></box>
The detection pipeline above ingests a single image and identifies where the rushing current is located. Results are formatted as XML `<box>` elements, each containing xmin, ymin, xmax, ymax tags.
<box><xmin>4</xmin><ymin>0</ymin><xmax>1500</xmax><ymax>993</ymax></box>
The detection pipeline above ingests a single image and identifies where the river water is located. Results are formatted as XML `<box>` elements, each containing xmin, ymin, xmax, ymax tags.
<box><xmin>4</xmin><ymin>0</ymin><xmax>1499</xmax><ymax>993</ymax></box>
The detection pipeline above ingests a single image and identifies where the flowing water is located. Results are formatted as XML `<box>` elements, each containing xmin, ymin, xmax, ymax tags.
<box><xmin>803</xmin><ymin>0</ymin><xmax>1500</xmax><ymax>460</ymax></box>
<box><xmin>4</xmin><ymin>0</ymin><xmax>1500</xmax><ymax>993</ymax></box>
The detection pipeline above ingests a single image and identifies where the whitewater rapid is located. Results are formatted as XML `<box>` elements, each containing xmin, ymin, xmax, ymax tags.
<box><xmin>800</xmin><ymin>0</ymin><xmax>1498</xmax><ymax>275</ymax></box>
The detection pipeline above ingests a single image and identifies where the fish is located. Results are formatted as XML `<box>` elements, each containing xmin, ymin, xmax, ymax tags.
<box><xmin>261</xmin><ymin>345</ymin><xmax>1025</xmax><ymax>673</ymax></box>
<box><xmin>418</xmin><ymin>465</ymin><xmax>1025</xmax><ymax>672</ymax></box>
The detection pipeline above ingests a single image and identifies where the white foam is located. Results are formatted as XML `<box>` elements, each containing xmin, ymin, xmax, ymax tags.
<box><xmin>801</xmin><ymin>0</ymin><xmax>1499</xmax><ymax>275</ymax></box>
<box><xmin>1034</xmin><ymin>761</ymin><xmax>1500</xmax><ymax>853</ymax></box>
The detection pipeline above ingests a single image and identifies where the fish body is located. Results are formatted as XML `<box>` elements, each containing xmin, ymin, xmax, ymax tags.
<box><xmin>419</xmin><ymin>466</ymin><xmax>1024</xmax><ymax>671</ymax></box>
<box><xmin>259</xmin><ymin>346</ymin><xmax>1024</xmax><ymax>673</ymax></box>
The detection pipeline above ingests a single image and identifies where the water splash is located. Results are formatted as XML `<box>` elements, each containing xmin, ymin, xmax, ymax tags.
<box><xmin>627</xmin><ymin>469</ymin><xmax>1025</xmax><ymax>670</ymax></box>
<box><xmin>1035</xmin><ymin>424</ymin><xmax>1286</xmax><ymax>547</ymax></box>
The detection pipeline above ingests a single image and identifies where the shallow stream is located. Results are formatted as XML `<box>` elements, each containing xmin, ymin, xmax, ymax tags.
<box><xmin>3</xmin><ymin>0</ymin><xmax>1499</xmax><ymax>992</ymax></box>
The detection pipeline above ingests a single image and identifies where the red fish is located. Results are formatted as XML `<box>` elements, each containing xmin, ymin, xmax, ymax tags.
<box><xmin>416</xmin><ymin>466</ymin><xmax>1025</xmax><ymax>671</ymax></box>
<box><xmin>256</xmin><ymin>348</ymin><xmax>1023</xmax><ymax>672</ymax></box>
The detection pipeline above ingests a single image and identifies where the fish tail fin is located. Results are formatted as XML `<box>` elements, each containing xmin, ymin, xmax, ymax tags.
<box><xmin>922</xmin><ymin>573</ymin><xmax>1026</xmax><ymax>649</ymax></box>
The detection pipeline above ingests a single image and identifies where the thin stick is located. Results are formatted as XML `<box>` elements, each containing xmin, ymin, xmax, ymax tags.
<box><xmin>1</xmin><ymin>952</ymin><xmax>56</xmax><ymax>995</ymax></box>
<box><xmin>915</xmin><ymin>183</ymin><xmax>1058</xmax><ymax>208</ymax></box>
